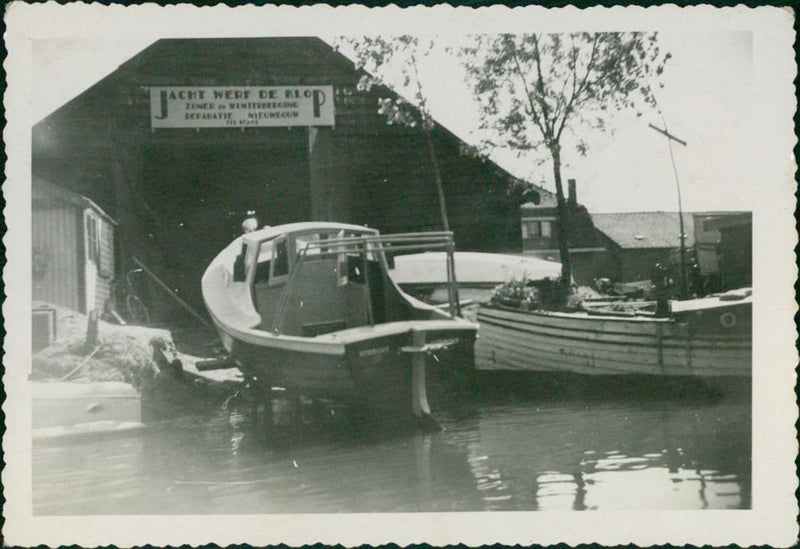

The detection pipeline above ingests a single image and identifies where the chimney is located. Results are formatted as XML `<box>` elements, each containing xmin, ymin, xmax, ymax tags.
<box><xmin>568</xmin><ymin>178</ymin><xmax>577</xmax><ymax>207</ymax></box>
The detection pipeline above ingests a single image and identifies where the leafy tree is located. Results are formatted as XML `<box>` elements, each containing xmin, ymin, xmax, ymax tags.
<box><xmin>338</xmin><ymin>36</ymin><xmax>450</xmax><ymax>231</ymax></box>
<box><xmin>461</xmin><ymin>33</ymin><xmax>670</xmax><ymax>285</ymax></box>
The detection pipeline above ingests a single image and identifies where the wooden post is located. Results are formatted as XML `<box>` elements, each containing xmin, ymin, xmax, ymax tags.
<box><xmin>410</xmin><ymin>330</ymin><xmax>431</xmax><ymax>419</ymax></box>
<box><xmin>84</xmin><ymin>309</ymin><xmax>99</xmax><ymax>353</ymax></box>
<box><xmin>649</xmin><ymin>123</ymin><xmax>690</xmax><ymax>298</ymax></box>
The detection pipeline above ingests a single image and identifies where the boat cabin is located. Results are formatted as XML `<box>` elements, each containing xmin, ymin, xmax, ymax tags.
<box><xmin>224</xmin><ymin>223</ymin><xmax>458</xmax><ymax>337</ymax></box>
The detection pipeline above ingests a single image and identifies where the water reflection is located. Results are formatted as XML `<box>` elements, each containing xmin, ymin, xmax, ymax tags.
<box><xmin>33</xmin><ymin>378</ymin><xmax>750</xmax><ymax>514</ymax></box>
<box><xmin>455</xmin><ymin>398</ymin><xmax>750</xmax><ymax>511</ymax></box>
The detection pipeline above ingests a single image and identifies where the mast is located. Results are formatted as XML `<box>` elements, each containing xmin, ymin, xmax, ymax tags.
<box><xmin>649</xmin><ymin>123</ymin><xmax>689</xmax><ymax>299</ymax></box>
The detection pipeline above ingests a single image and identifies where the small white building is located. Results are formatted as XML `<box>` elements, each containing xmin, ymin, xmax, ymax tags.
<box><xmin>32</xmin><ymin>177</ymin><xmax>117</xmax><ymax>314</ymax></box>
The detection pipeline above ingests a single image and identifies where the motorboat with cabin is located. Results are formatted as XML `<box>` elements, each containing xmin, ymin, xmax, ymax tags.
<box><xmin>202</xmin><ymin>222</ymin><xmax>477</xmax><ymax>419</ymax></box>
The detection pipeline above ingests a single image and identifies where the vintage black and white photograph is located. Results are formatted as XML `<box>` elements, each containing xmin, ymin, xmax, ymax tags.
<box><xmin>3</xmin><ymin>3</ymin><xmax>797</xmax><ymax>547</ymax></box>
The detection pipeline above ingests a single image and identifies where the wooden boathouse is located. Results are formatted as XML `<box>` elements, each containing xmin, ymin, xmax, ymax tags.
<box><xmin>33</xmin><ymin>37</ymin><xmax>536</xmax><ymax>317</ymax></box>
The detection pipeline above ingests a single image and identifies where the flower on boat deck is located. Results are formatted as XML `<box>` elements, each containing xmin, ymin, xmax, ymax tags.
<box><xmin>491</xmin><ymin>278</ymin><xmax>541</xmax><ymax>310</ymax></box>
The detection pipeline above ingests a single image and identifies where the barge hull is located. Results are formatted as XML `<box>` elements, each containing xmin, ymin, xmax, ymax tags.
<box><xmin>476</xmin><ymin>302</ymin><xmax>751</xmax><ymax>377</ymax></box>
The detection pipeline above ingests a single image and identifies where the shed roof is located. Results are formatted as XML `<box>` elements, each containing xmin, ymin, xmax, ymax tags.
<box><xmin>591</xmin><ymin>211</ymin><xmax>695</xmax><ymax>250</ymax></box>
<box><xmin>33</xmin><ymin>177</ymin><xmax>117</xmax><ymax>225</ymax></box>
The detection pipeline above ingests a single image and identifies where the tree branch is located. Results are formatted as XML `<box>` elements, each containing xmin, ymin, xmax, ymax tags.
<box><xmin>409</xmin><ymin>48</ymin><xmax>430</xmax><ymax>124</ymax></box>
<box><xmin>551</xmin><ymin>35</ymin><xmax>580</xmax><ymax>129</ymax></box>
<box><xmin>556</xmin><ymin>34</ymin><xmax>599</xmax><ymax>142</ymax></box>
<box><xmin>531</xmin><ymin>34</ymin><xmax>555</xmax><ymax>138</ymax></box>
<box><xmin>509</xmin><ymin>39</ymin><xmax>551</xmax><ymax>146</ymax></box>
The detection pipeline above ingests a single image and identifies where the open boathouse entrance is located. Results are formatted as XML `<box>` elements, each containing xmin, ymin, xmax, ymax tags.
<box><xmin>136</xmin><ymin>136</ymin><xmax>312</xmax><ymax>304</ymax></box>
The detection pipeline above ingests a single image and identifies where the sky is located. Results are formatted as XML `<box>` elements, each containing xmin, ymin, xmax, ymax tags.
<box><xmin>29</xmin><ymin>11</ymin><xmax>755</xmax><ymax>215</ymax></box>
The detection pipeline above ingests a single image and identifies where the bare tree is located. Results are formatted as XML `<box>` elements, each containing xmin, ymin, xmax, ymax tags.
<box><xmin>461</xmin><ymin>33</ymin><xmax>670</xmax><ymax>285</ymax></box>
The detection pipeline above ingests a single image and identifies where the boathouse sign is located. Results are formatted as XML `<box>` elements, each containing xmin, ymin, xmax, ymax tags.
<box><xmin>150</xmin><ymin>86</ymin><xmax>335</xmax><ymax>128</ymax></box>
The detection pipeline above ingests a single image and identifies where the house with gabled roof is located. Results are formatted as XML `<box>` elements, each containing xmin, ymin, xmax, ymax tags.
<box><xmin>519</xmin><ymin>179</ymin><xmax>609</xmax><ymax>285</ymax></box>
<box><xmin>521</xmin><ymin>184</ymin><xmax>748</xmax><ymax>288</ymax></box>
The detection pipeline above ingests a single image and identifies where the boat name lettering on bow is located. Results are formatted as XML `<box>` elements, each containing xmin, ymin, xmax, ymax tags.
<box><xmin>358</xmin><ymin>346</ymin><xmax>390</xmax><ymax>358</ymax></box>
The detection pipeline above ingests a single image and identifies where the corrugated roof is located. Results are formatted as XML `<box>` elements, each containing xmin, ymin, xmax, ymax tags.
<box><xmin>591</xmin><ymin>211</ymin><xmax>695</xmax><ymax>249</ymax></box>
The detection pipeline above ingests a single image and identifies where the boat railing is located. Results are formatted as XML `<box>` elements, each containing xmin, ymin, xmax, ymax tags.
<box><xmin>300</xmin><ymin>231</ymin><xmax>456</xmax><ymax>253</ymax></box>
<box><xmin>271</xmin><ymin>232</ymin><xmax>461</xmax><ymax>333</ymax></box>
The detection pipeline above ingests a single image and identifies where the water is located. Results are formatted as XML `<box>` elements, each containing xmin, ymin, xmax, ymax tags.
<box><xmin>33</xmin><ymin>376</ymin><xmax>750</xmax><ymax>514</ymax></box>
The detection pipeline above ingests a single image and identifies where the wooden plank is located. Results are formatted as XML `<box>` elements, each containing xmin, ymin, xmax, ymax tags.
<box><xmin>479</xmin><ymin>309</ymin><xmax>749</xmax><ymax>350</ymax></box>
<box><xmin>479</xmin><ymin>313</ymin><xmax>677</xmax><ymax>351</ymax></box>
<box><xmin>482</xmin><ymin>344</ymin><xmax>651</xmax><ymax>375</ymax></box>
<box><xmin>476</xmin><ymin>322</ymin><xmax>749</xmax><ymax>376</ymax></box>
<box><xmin>32</xmin><ymin>204</ymin><xmax>82</xmax><ymax>311</ymax></box>
<box><xmin>478</xmin><ymin>318</ymin><xmax>749</xmax><ymax>364</ymax></box>
<box><xmin>478</xmin><ymin>336</ymin><xmax>746</xmax><ymax>376</ymax></box>
<box><xmin>478</xmin><ymin>323</ymin><xmax>662</xmax><ymax>366</ymax></box>
<box><xmin>479</xmin><ymin>322</ymin><xmax>749</xmax><ymax>374</ymax></box>
<box><xmin>476</xmin><ymin>329</ymin><xmax>664</xmax><ymax>374</ymax></box>
<box><xmin>479</xmin><ymin>308</ymin><xmax>672</xmax><ymax>340</ymax></box>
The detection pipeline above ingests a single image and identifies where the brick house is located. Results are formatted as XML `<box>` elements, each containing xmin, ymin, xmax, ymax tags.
<box><xmin>519</xmin><ymin>179</ymin><xmax>608</xmax><ymax>285</ymax></box>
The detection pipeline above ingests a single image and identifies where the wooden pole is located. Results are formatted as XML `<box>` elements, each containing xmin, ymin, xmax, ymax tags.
<box><xmin>648</xmin><ymin>123</ymin><xmax>688</xmax><ymax>146</ymax></box>
<box><xmin>649</xmin><ymin>123</ymin><xmax>690</xmax><ymax>299</ymax></box>
<box><xmin>131</xmin><ymin>256</ymin><xmax>214</xmax><ymax>330</ymax></box>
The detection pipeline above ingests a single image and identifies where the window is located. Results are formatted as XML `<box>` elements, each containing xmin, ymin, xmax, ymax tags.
<box><xmin>85</xmin><ymin>213</ymin><xmax>100</xmax><ymax>264</ymax></box>
<box><xmin>522</xmin><ymin>220</ymin><xmax>553</xmax><ymax>240</ymax></box>
<box><xmin>271</xmin><ymin>237</ymin><xmax>290</xmax><ymax>279</ymax></box>
<box><xmin>233</xmin><ymin>243</ymin><xmax>248</xmax><ymax>282</ymax></box>
<box><xmin>294</xmin><ymin>232</ymin><xmax>325</xmax><ymax>258</ymax></box>
<box><xmin>253</xmin><ymin>239</ymin><xmax>277</xmax><ymax>284</ymax></box>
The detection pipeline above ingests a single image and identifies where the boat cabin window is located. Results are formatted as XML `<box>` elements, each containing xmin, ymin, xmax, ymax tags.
<box><xmin>336</xmin><ymin>248</ymin><xmax>348</xmax><ymax>286</ymax></box>
<box><xmin>233</xmin><ymin>242</ymin><xmax>247</xmax><ymax>282</ymax></box>
<box><xmin>347</xmin><ymin>253</ymin><xmax>367</xmax><ymax>284</ymax></box>
<box><xmin>270</xmin><ymin>236</ymin><xmax>290</xmax><ymax>282</ymax></box>
<box><xmin>294</xmin><ymin>233</ymin><xmax>326</xmax><ymax>257</ymax></box>
<box><xmin>244</xmin><ymin>242</ymin><xmax>258</xmax><ymax>279</ymax></box>
<box><xmin>254</xmin><ymin>256</ymin><xmax>270</xmax><ymax>283</ymax></box>
<box><xmin>250</xmin><ymin>240</ymin><xmax>270</xmax><ymax>284</ymax></box>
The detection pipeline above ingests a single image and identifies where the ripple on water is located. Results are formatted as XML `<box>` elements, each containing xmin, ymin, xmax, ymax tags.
<box><xmin>33</xmin><ymin>387</ymin><xmax>751</xmax><ymax>513</ymax></box>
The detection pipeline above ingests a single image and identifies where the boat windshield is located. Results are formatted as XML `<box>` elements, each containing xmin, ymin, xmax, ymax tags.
<box><xmin>295</xmin><ymin>230</ymin><xmax>368</xmax><ymax>255</ymax></box>
<box><xmin>256</xmin><ymin>240</ymin><xmax>273</xmax><ymax>264</ymax></box>
<box><xmin>251</xmin><ymin>229</ymin><xmax>373</xmax><ymax>278</ymax></box>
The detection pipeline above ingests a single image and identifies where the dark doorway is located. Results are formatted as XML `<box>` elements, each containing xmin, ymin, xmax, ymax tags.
<box><xmin>135</xmin><ymin>136</ymin><xmax>311</xmax><ymax>312</ymax></box>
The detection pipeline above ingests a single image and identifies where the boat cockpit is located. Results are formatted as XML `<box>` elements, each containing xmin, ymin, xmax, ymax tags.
<box><xmin>227</xmin><ymin>224</ymin><xmax>460</xmax><ymax>338</ymax></box>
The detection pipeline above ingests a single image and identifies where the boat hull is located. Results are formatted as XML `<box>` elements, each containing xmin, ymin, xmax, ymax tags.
<box><xmin>476</xmin><ymin>300</ymin><xmax>751</xmax><ymax>377</ymax></box>
<box><xmin>221</xmin><ymin>324</ymin><xmax>476</xmax><ymax>412</ymax></box>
